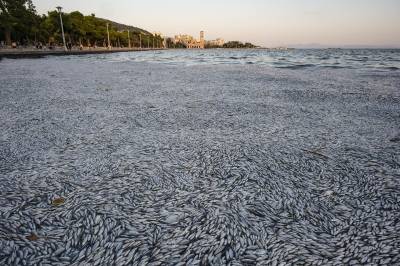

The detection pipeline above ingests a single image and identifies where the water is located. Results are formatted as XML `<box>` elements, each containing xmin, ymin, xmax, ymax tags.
<box><xmin>94</xmin><ymin>48</ymin><xmax>400</xmax><ymax>71</ymax></box>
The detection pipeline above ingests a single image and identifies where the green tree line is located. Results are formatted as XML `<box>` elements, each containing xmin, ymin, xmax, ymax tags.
<box><xmin>222</xmin><ymin>41</ymin><xmax>257</xmax><ymax>49</ymax></box>
<box><xmin>165</xmin><ymin>38</ymin><xmax>186</xmax><ymax>49</ymax></box>
<box><xmin>205</xmin><ymin>41</ymin><xmax>257</xmax><ymax>49</ymax></box>
<box><xmin>0</xmin><ymin>0</ymin><xmax>162</xmax><ymax>47</ymax></box>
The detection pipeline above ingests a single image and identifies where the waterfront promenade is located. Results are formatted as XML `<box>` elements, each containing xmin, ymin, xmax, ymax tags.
<box><xmin>0</xmin><ymin>46</ymin><xmax>165</xmax><ymax>58</ymax></box>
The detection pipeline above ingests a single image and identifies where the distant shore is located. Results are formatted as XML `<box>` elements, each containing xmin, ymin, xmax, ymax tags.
<box><xmin>0</xmin><ymin>47</ymin><xmax>165</xmax><ymax>59</ymax></box>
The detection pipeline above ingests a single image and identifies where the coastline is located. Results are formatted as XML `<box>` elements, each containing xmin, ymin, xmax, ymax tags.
<box><xmin>0</xmin><ymin>47</ymin><xmax>166</xmax><ymax>59</ymax></box>
<box><xmin>0</xmin><ymin>47</ymin><xmax>292</xmax><ymax>60</ymax></box>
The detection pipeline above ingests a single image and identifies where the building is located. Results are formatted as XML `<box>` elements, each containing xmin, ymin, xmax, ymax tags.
<box><xmin>200</xmin><ymin>31</ymin><xmax>204</xmax><ymax>45</ymax></box>
<box><xmin>207</xmin><ymin>38</ymin><xmax>225</xmax><ymax>47</ymax></box>
<box><xmin>174</xmin><ymin>34</ymin><xmax>194</xmax><ymax>44</ymax></box>
<box><xmin>174</xmin><ymin>31</ymin><xmax>205</xmax><ymax>49</ymax></box>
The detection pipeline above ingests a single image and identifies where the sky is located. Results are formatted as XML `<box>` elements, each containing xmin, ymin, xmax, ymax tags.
<box><xmin>33</xmin><ymin>0</ymin><xmax>400</xmax><ymax>48</ymax></box>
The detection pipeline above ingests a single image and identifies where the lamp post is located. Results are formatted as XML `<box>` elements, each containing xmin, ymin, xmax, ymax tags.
<box><xmin>139</xmin><ymin>33</ymin><xmax>142</xmax><ymax>49</ymax></box>
<box><xmin>56</xmin><ymin>6</ymin><xmax>67</xmax><ymax>51</ymax></box>
<box><xmin>128</xmin><ymin>30</ymin><xmax>131</xmax><ymax>49</ymax></box>
<box><xmin>106</xmin><ymin>23</ymin><xmax>111</xmax><ymax>50</ymax></box>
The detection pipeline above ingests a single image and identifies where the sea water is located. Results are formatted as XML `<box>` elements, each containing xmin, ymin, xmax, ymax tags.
<box><xmin>97</xmin><ymin>48</ymin><xmax>400</xmax><ymax>71</ymax></box>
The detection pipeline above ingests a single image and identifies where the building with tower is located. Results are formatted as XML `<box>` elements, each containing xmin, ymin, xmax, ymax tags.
<box><xmin>174</xmin><ymin>31</ymin><xmax>205</xmax><ymax>49</ymax></box>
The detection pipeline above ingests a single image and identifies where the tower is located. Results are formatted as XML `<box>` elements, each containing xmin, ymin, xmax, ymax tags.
<box><xmin>200</xmin><ymin>31</ymin><xmax>205</xmax><ymax>49</ymax></box>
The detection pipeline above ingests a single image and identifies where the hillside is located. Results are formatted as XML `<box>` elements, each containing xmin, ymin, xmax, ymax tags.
<box><xmin>98</xmin><ymin>18</ymin><xmax>152</xmax><ymax>35</ymax></box>
<box><xmin>0</xmin><ymin>0</ymin><xmax>158</xmax><ymax>45</ymax></box>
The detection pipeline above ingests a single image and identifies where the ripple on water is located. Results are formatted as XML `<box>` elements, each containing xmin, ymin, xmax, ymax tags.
<box><xmin>96</xmin><ymin>48</ymin><xmax>400</xmax><ymax>71</ymax></box>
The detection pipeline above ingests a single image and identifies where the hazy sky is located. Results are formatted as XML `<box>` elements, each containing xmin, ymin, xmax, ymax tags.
<box><xmin>34</xmin><ymin>0</ymin><xmax>400</xmax><ymax>47</ymax></box>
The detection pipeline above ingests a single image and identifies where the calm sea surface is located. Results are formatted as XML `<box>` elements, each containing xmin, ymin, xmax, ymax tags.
<box><xmin>86</xmin><ymin>48</ymin><xmax>400</xmax><ymax>71</ymax></box>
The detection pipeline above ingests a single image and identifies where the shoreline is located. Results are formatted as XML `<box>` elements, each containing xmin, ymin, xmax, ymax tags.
<box><xmin>0</xmin><ymin>47</ymin><xmax>166</xmax><ymax>59</ymax></box>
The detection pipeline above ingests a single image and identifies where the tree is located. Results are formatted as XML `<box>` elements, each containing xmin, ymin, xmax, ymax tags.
<box><xmin>0</xmin><ymin>0</ymin><xmax>37</xmax><ymax>45</ymax></box>
<box><xmin>0</xmin><ymin>6</ymin><xmax>155</xmax><ymax>48</ymax></box>
<box><xmin>222</xmin><ymin>41</ymin><xmax>256</xmax><ymax>49</ymax></box>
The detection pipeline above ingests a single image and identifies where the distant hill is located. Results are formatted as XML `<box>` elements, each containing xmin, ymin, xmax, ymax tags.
<box><xmin>290</xmin><ymin>43</ymin><xmax>400</xmax><ymax>49</ymax></box>
<box><xmin>98</xmin><ymin>18</ymin><xmax>152</xmax><ymax>35</ymax></box>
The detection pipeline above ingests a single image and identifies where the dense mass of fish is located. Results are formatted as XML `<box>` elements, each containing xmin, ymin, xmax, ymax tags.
<box><xmin>0</xmin><ymin>51</ymin><xmax>400</xmax><ymax>265</ymax></box>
